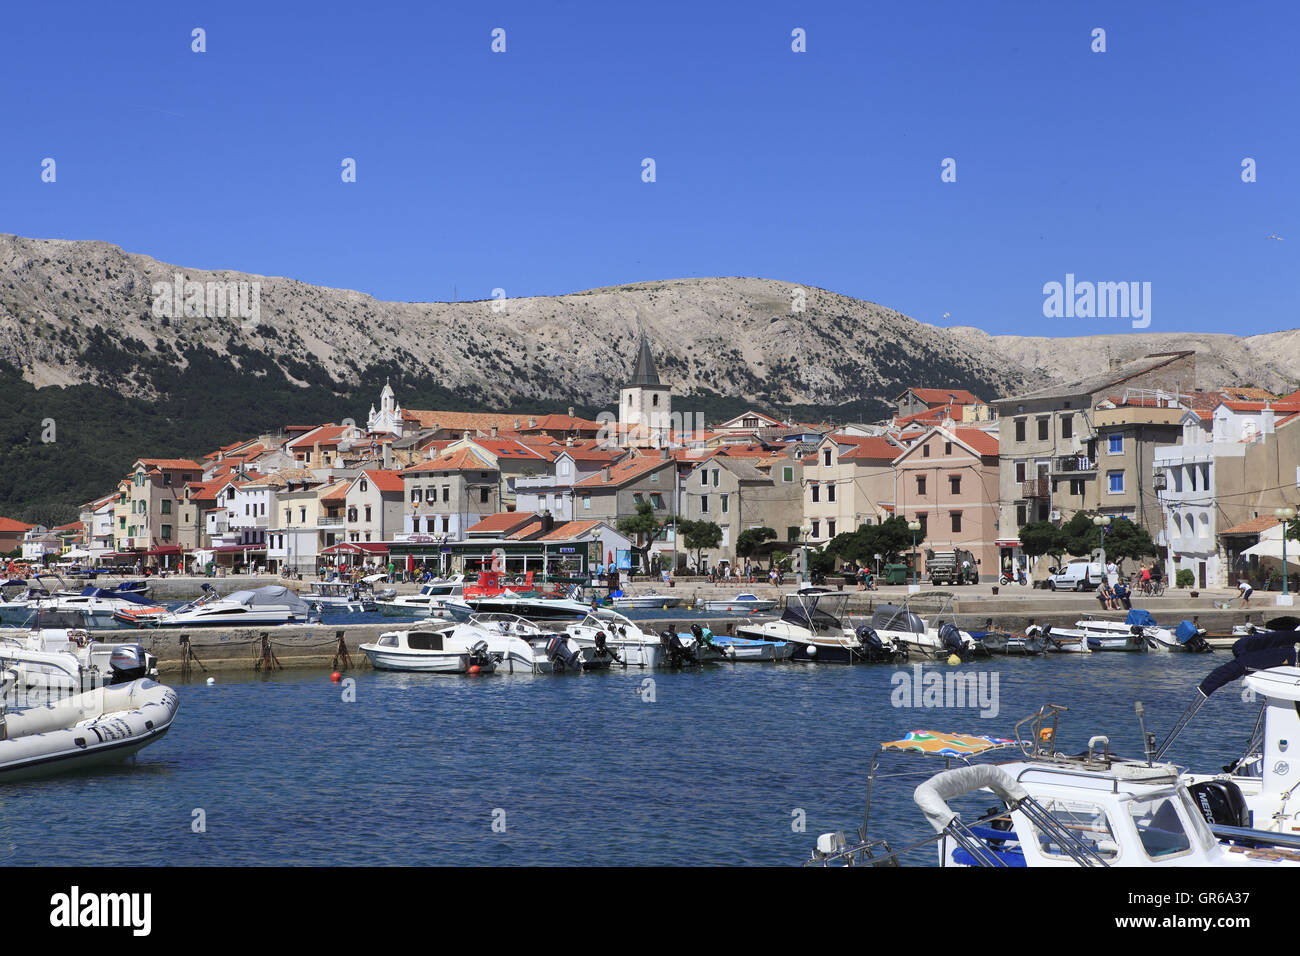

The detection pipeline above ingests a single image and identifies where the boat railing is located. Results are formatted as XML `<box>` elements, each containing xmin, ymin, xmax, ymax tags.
<box><xmin>1013</xmin><ymin>704</ymin><xmax>1067</xmax><ymax>758</ymax></box>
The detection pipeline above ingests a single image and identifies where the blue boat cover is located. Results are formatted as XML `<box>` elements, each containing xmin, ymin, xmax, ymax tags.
<box><xmin>1126</xmin><ymin>608</ymin><xmax>1157</xmax><ymax>628</ymax></box>
<box><xmin>1174</xmin><ymin>620</ymin><xmax>1199</xmax><ymax>644</ymax></box>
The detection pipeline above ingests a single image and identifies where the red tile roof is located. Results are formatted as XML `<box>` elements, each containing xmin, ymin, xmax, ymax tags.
<box><xmin>466</xmin><ymin>512</ymin><xmax>539</xmax><ymax>536</ymax></box>
<box><xmin>286</xmin><ymin>424</ymin><xmax>352</xmax><ymax>449</ymax></box>
<box><xmin>361</xmin><ymin>470</ymin><xmax>406</xmax><ymax>493</ymax></box>
<box><xmin>904</xmin><ymin>388</ymin><xmax>983</xmax><ymax>407</ymax></box>
<box><xmin>136</xmin><ymin>458</ymin><xmax>203</xmax><ymax>470</ymax></box>
<box><xmin>1219</xmin><ymin>515</ymin><xmax>1286</xmax><ymax>536</ymax></box>
<box><xmin>834</xmin><ymin>437</ymin><xmax>902</xmax><ymax>461</ymax></box>
<box><xmin>573</xmin><ymin>457</ymin><xmax>673</xmax><ymax>488</ymax></box>
<box><xmin>533</xmin><ymin>519</ymin><xmax>605</xmax><ymax>541</ymax></box>
<box><xmin>402</xmin><ymin>448</ymin><xmax>494</xmax><ymax>473</ymax></box>
<box><xmin>0</xmin><ymin>518</ymin><xmax>37</xmax><ymax>532</ymax></box>
<box><xmin>951</xmin><ymin>428</ymin><xmax>999</xmax><ymax>456</ymax></box>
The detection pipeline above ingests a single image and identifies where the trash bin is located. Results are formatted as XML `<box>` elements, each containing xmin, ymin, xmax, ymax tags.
<box><xmin>884</xmin><ymin>563</ymin><xmax>908</xmax><ymax>586</ymax></box>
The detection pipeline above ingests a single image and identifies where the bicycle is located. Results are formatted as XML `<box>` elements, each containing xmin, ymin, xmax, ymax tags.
<box><xmin>1139</xmin><ymin>579</ymin><xmax>1165</xmax><ymax>597</ymax></box>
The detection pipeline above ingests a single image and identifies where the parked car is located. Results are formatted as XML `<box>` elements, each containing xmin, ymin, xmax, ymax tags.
<box><xmin>1047</xmin><ymin>559</ymin><xmax>1104</xmax><ymax>591</ymax></box>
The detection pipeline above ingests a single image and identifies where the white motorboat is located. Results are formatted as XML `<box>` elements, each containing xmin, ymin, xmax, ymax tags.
<box><xmin>1117</xmin><ymin>609</ymin><xmax>1209</xmax><ymax>652</ymax></box>
<box><xmin>449</xmin><ymin>613</ymin><xmax>599</xmax><ymax>673</ymax></box>
<box><xmin>1048</xmin><ymin>618</ymin><xmax>1147</xmax><ymax>653</ymax></box>
<box><xmin>809</xmin><ymin>704</ymin><xmax>1300</xmax><ymax>868</ymax></box>
<box><xmin>156</xmin><ymin>584</ymin><xmax>312</xmax><ymax>627</ymax></box>
<box><xmin>468</xmin><ymin>591</ymin><xmax>594</xmax><ymax>622</ymax></box>
<box><xmin>38</xmin><ymin>586</ymin><xmax>167</xmax><ymax>624</ymax></box>
<box><xmin>736</xmin><ymin>591</ymin><xmax>903</xmax><ymax>664</ymax></box>
<box><xmin>359</xmin><ymin>625</ymin><xmax>497</xmax><ymax>673</ymax></box>
<box><xmin>709</xmin><ymin>632</ymin><xmax>793</xmax><ymax>661</ymax></box>
<box><xmin>563</xmin><ymin>610</ymin><xmax>714</xmax><ymax>668</ymax></box>
<box><xmin>376</xmin><ymin>577</ymin><xmax>472</xmax><ymax>620</ymax></box>
<box><xmin>1038</xmin><ymin>622</ymin><xmax>1091</xmax><ymax>653</ymax></box>
<box><xmin>700</xmin><ymin>593</ymin><xmax>777</xmax><ymax>613</ymax></box>
<box><xmin>306</xmin><ymin>582</ymin><xmax>376</xmax><ymax>614</ymax></box>
<box><xmin>0</xmin><ymin>610</ymin><xmax>158</xmax><ymax>698</ymax></box>
<box><xmin>0</xmin><ymin>679</ymin><xmax>179</xmax><ymax>783</ymax></box>
<box><xmin>865</xmin><ymin>602</ymin><xmax>986</xmax><ymax>660</ymax></box>
<box><xmin>1164</xmin><ymin>632</ymin><xmax>1300</xmax><ymax>837</ymax></box>
<box><xmin>610</xmin><ymin>592</ymin><xmax>682</xmax><ymax>610</ymax></box>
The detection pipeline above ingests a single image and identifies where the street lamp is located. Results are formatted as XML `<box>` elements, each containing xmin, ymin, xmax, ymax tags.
<box><xmin>798</xmin><ymin>522</ymin><xmax>813</xmax><ymax>586</ymax></box>
<box><xmin>1276</xmin><ymin>506</ymin><xmax>1296</xmax><ymax>597</ymax></box>
<box><xmin>907</xmin><ymin>519</ymin><xmax>922</xmax><ymax>586</ymax></box>
<box><xmin>1093</xmin><ymin>514</ymin><xmax>1111</xmax><ymax>583</ymax></box>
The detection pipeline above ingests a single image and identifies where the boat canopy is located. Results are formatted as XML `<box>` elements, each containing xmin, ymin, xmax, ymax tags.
<box><xmin>1174</xmin><ymin>620</ymin><xmax>1200</xmax><ymax>645</ymax></box>
<box><xmin>225</xmin><ymin>585</ymin><xmax>311</xmax><ymax>614</ymax></box>
<box><xmin>1198</xmin><ymin>631</ymin><xmax>1300</xmax><ymax>697</ymax></box>
<box><xmin>880</xmin><ymin>731</ymin><xmax>1016</xmax><ymax>757</ymax></box>
<box><xmin>781</xmin><ymin>599</ymin><xmax>844</xmax><ymax>630</ymax></box>
<box><xmin>871</xmin><ymin>604</ymin><xmax>925</xmax><ymax>634</ymax></box>
<box><xmin>1125</xmin><ymin>608</ymin><xmax>1157</xmax><ymax>628</ymax></box>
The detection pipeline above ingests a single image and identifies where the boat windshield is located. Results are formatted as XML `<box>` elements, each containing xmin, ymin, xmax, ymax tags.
<box><xmin>1126</xmin><ymin>792</ymin><xmax>1194</xmax><ymax>860</ymax></box>
<box><xmin>781</xmin><ymin>593</ymin><xmax>849</xmax><ymax>631</ymax></box>
<box><xmin>1028</xmin><ymin>798</ymin><xmax>1121</xmax><ymax>862</ymax></box>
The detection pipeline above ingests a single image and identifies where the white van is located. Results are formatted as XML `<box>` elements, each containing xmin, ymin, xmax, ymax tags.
<box><xmin>1047</xmin><ymin>559</ymin><xmax>1104</xmax><ymax>591</ymax></box>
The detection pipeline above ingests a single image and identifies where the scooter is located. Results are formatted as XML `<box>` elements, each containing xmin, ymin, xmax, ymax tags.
<box><xmin>998</xmin><ymin>570</ymin><xmax>1028</xmax><ymax>586</ymax></box>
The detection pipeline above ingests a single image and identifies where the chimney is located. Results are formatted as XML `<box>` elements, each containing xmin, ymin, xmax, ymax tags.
<box><xmin>529</xmin><ymin>417</ymin><xmax>537</xmax><ymax>428</ymax></box>
<box><xmin>602</xmin><ymin>465</ymin><xmax>611</xmax><ymax>482</ymax></box>
<box><xmin>567</xmin><ymin>406</ymin><xmax>575</xmax><ymax>418</ymax></box>
<box><xmin>660</xmin><ymin>447</ymin><xmax>669</xmax><ymax>460</ymax></box>
<box><xmin>514</xmin><ymin>418</ymin><xmax>520</xmax><ymax>429</ymax></box>
<box><xmin>312</xmin><ymin>441</ymin><xmax>321</xmax><ymax>468</ymax></box>
<box><xmin>566</xmin><ymin>437</ymin><xmax>573</xmax><ymax>446</ymax></box>
<box><xmin>491</xmin><ymin>425</ymin><xmax>498</xmax><ymax>437</ymax></box>
<box><xmin>463</xmin><ymin>429</ymin><xmax>471</xmax><ymax>441</ymax></box>
<box><xmin>382</xmin><ymin>442</ymin><xmax>392</xmax><ymax>469</ymax></box>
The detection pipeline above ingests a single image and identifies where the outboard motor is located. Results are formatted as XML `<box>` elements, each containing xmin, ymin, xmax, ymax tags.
<box><xmin>854</xmin><ymin>625</ymin><xmax>888</xmax><ymax>663</ymax></box>
<box><xmin>108</xmin><ymin>643</ymin><xmax>158</xmax><ymax>684</ymax></box>
<box><xmin>1187</xmin><ymin>779</ymin><xmax>1251</xmax><ymax>828</ymax></box>
<box><xmin>466</xmin><ymin>640</ymin><xmax>495</xmax><ymax>672</ymax></box>
<box><xmin>659</xmin><ymin>628</ymin><xmax>694</xmax><ymax>668</ymax></box>
<box><xmin>689</xmin><ymin>623</ymin><xmax>719</xmax><ymax>658</ymax></box>
<box><xmin>939</xmin><ymin>622</ymin><xmax>966</xmax><ymax>658</ymax></box>
<box><xmin>545</xmin><ymin>635</ymin><xmax>583</xmax><ymax>673</ymax></box>
<box><xmin>592</xmin><ymin>630</ymin><xmax>621</xmax><ymax>664</ymax></box>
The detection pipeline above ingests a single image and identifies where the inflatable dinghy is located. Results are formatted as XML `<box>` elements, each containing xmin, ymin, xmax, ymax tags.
<box><xmin>0</xmin><ymin>679</ymin><xmax>178</xmax><ymax>783</ymax></box>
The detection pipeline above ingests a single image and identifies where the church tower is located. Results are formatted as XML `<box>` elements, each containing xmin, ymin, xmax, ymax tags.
<box><xmin>367</xmin><ymin>380</ymin><xmax>404</xmax><ymax>436</ymax></box>
<box><xmin>618</xmin><ymin>336</ymin><xmax>672</xmax><ymax>446</ymax></box>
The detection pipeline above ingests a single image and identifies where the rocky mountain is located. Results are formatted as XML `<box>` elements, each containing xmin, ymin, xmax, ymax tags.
<box><xmin>0</xmin><ymin>232</ymin><xmax>1296</xmax><ymax>524</ymax></box>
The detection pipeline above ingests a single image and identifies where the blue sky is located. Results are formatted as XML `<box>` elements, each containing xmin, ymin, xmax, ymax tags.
<box><xmin>2</xmin><ymin>1</ymin><xmax>1296</xmax><ymax>337</ymax></box>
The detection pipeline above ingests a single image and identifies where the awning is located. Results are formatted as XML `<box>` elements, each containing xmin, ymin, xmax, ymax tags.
<box><xmin>995</xmin><ymin>539</ymin><xmax>1022</xmax><ymax>547</ymax></box>
<box><xmin>213</xmin><ymin>545</ymin><xmax>267</xmax><ymax>553</ymax></box>
<box><xmin>1242</xmin><ymin>536</ymin><xmax>1300</xmax><ymax>567</ymax></box>
<box><xmin>321</xmin><ymin>542</ymin><xmax>390</xmax><ymax>555</ymax></box>
<box><xmin>880</xmin><ymin>731</ymin><xmax>1016</xmax><ymax>757</ymax></box>
<box><xmin>146</xmin><ymin>546</ymin><xmax>181</xmax><ymax>556</ymax></box>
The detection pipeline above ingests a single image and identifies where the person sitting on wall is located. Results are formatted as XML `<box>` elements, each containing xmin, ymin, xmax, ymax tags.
<box><xmin>1096</xmin><ymin>583</ymin><xmax>1113</xmax><ymax>609</ymax></box>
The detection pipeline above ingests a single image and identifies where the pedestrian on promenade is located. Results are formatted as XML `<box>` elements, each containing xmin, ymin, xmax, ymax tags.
<box><xmin>1238</xmin><ymin>578</ymin><xmax>1253</xmax><ymax>607</ymax></box>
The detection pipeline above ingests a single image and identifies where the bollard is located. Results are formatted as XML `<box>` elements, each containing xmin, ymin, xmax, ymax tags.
<box><xmin>330</xmin><ymin>629</ymin><xmax>353</xmax><ymax>671</ymax></box>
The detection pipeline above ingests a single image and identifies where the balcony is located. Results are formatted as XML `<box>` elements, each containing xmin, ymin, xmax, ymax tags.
<box><xmin>317</xmin><ymin>514</ymin><xmax>345</xmax><ymax>527</ymax></box>
<box><xmin>1021</xmin><ymin>478</ymin><xmax>1050</xmax><ymax>498</ymax></box>
<box><xmin>1052</xmin><ymin>455</ymin><xmax>1096</xmax><ymax>473</ymax></box>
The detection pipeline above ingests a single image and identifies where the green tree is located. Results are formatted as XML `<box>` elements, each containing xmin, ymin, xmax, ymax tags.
<box><xmin>1101</xmin><ymin>518</ymin><xmax>1157</xmax><ymax>567</ymax></box>
<box><xmin>617</xmin><ymin>502</ymin><xmax>666</xmax><ymax>572</ymax></box>
<box><xmin>736</xmin><ymin>526</ymin><xmax>776</xmax><ymax>559</ymax></box>
<box><xmin>1017</xmin><ymin>521</ymin><xmax>1064</xmax><ymax>563</ymax></box>
<box><xmin>1058</xmin><ymin>512</ymin><xmax>1101</xmax><ymax>558</ymax></box>
<box><xmin>678</xmin><ymin>519</ymin><xmax>723</xmax><ymax>570</ymax></box>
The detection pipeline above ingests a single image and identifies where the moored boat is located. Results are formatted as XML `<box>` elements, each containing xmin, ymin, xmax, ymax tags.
<box><xmin>359</xmin><ymin>626</ymin><xmax>498</xmax><ymax>673</ymax></box>
<box><xmin>700</xmin><ymin>593</ymin><xmax>777</xmax><ymax>613</ymax></box>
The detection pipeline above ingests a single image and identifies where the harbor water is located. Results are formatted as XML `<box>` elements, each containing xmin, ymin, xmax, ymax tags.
<box><xmin>0</xmin><ymin>652</ymin><xmax>1260</xmax><ymax>866</ymax></box>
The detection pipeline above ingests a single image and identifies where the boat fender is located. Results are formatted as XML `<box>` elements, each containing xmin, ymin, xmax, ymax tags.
<box><xmin>805</xmin><ymin>643</ymin><xmax>817</xmax><ymax>658</ymax></box>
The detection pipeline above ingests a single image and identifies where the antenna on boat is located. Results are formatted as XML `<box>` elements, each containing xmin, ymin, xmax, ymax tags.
<box><xmin>1135</xmin><ymin>701</ymin><xmax>1155</xmax><ymax>766</ymax></box>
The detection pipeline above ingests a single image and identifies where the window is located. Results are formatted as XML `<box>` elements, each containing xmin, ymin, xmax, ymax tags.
<box><xmin>827</xmin><ymin>520</ymin><xmax>836</xmax><ymax>537</ymax></box>
<box><xmin>1108</xmin><ymin>434</ymin><xmax>1123</xmax><ymax>454</ymax></box>
<box><xmin>633</xmin><ymin>492</ymin><xmax>644</xmax><ymax>505</ymax></box>
<box><xmin>161</xmin><ymin>524</ymin><xmax>172</xmax><ymax>540</ymax></box>
<box><xmin>782</xmin><ymin>466</ymin><xmax>793</xmax><ymax>483</ymax></box>
<box><xmin>1070</xmin><ymin>478</ymin><xmax>1084</xmax><ymax>496</ymax></box>
<box><xmin>823</xmin><ymin>448</ymin><xmax>832</xmax><ymax>466</ymax></box>
<box><xmin>1061</xmin><ymin>415</ymin><xmax>1073</xmax><ymax>439</ymax></box>
<box><xmin>360</xmin><ymin>479</ymin><xmax>368</xmax><ymax>492</ymax></box>
<box><xmin>582</xmin><ymin>495</ymin><xmax>591</xmax><ymax>511</ymax></box>
<box><xmin>712</xmin><ymin>469</ymin><xmax>720</xmax><ymax>487</ymax></box>
<box><xmin>649</xmin><ymin>471</ymin><xmax>658</xmax><ymax>482</ymax></box>
<box><xmin>944</xmin><ymin>441</ymin><xmax>953</xmax><ymax>455</ymax></box>
<box><xmin>1128</xmin><ymin>796</ymin><xmax>1192</xmax><ymax>860</ymax></box>
<box><xmin>652</xmin><ymin>394</ymin><xmax>659</xmax><ymax>406</ymax></box>
<box><xmin>161</xmin><ymin>500</ymin><xmax>172</xmax><ymax>514</ymax></box>
<box><xmin>412</xmin><ymin>488</ymin><xmax>422</xmax><ymax>503</ymax></box>
<box><xmin>1015</xmin><ymin>419</ymin><xmax>1026</xmax><ymax>443</ymax></box>
<box><xmin>479</xmin><ymin>487</ymin><xmax>490</xmax><ymax>504</ymax></box>
<box><xmin>949</xmin><ymin>476</ymin><xmax>960</xmax><ymax>494</ymax></box>
<box><xmin>917</xmin><ymin>514</ymin><xmax>927</xmax><ymax>535</ymax></box>
<box><xmin>299</xmin><ymin>508</ymin><xmax>306</xmax><ymax>523</ymax></box>
<box><xmin>916</xmin><ymin>475</ymin><xmax>926</xmax><ymax>495</ymax></box>
<box><xmin>827</xmin><ymin>484</ymin><xmax>836</xmax><ymax>503</ymax></box>
<box><xmin>950</xmin><ymin>512</ymin><xmax>962</xmax><ymax>533</ymax></box>
<box><xmin>650</xmin><ymin>493</ymin><xmax>664</xmax><ymax>509</ymax></box>
<box><xmin>810</xmin><ymin>520</ymin><xmax>820</xmax><ymax>538</ymax></box>
<box><xmin>347</xmin><ymin>507</ymin><xmax>357</xmax><ymax>522</ymax></box>
<box><xmin>700</xmin><ymin>495</ymin><xmax>709</xmax><ymax>513</ymax></box>
<box><xmin>923</xmin><ymin>445</ymin><xmax>930</xmax><ymax>458</ymax></box>
<box><xmin>1030</xmin><ymin>801</ymin><xmax>1120</xmax><ymax>862</ymax></box>
<box><xmin>442</xmin><ymin>486</ymin><xmax>449</xmax><ymax>502</ymax></box>
<box><xmin>1108</xmin><ymin>470</ymin><xmax>1125</xmax><ymax>494</ymax></box>
<box><xmin>1015</xmin><ymin>461</ymin><xmax>1027</xmax><ymax>483</ymax></box>
<box><xmin>1016</xmin><ymin>504</ymin><xmax>1027</xmax><ymax>526</ymax></box>
<box><xmin>364</xmin><ymin>506</ymin><xmax>372</xmax><ymax>522</ymax></box>
<box><xmin>700</xmin><ymin>471</ymin><xmax>708</xmax><ymax>487</ymax></box>
<box><xmin>721</xmin><ymin>494</ymin><xmax>729</xmax><ymax>514</ymax></box>
<box><xmin>1037</xmin><ymin>418</ymin><xmax>1049</xmax><ymax>441</ymax></box>
<box><xmin>811</xmin><ymin>484</ymin><xmax>820</xmax><ymax>503</ymax></box>
<box><xmin>787</xmin><ymin>526</ymin><xmax>800</xmax><ymax>542</ymax></box>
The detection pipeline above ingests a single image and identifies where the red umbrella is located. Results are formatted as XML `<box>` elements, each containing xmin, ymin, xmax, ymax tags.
<box><xmin>406</xmin><ymin>552</ymin><xmax>414</xmax><ymax>573</ymax></box>
<box><xmin>607</xmin><ymin>551</ymin><xmax>613</xmax><ymax>566</ymax></box>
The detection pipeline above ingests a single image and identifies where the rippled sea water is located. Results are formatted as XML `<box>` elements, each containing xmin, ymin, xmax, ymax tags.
<box><xmin>0</xmin><ymin>653</ymin><xmax>1256</xmax><ymax>866</ymax></box>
